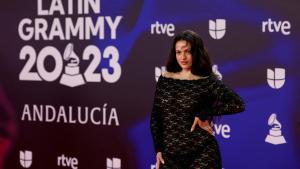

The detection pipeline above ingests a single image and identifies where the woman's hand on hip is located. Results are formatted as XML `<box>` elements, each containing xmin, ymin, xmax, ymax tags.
<box><xmin>191</xmin><ymin>117</ymin><xmax>214</xmax><ymax>135</ymax></box>
<box><xmin>156</xmin><ymin>152</ymin><xmax>165</xmax><ymax>169</ymax></box>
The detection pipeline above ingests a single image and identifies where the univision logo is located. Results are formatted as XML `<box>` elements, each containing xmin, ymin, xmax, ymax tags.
<box><xmin>20</xmin><ymin>150</ymin><xmax>32</xmax><ymax>168</ymax></box>
<box><xmin>107</xmin><ymin>157</ymin><xmax>121</xmax><ymax>169</ymax></box>
<box><xmin>267</xmin><ymin>68</ymin><xmax>285</xmax><ymax>89</ymax></box>
<box><xmin>155</xmin><ymin>66</ymin><xmax>166</xmax><ymax>82</ymax></box>
<box><xmin>209</xmin><ymin>19</ymin><xmax>226</xmax><ymax>39</ymax></box>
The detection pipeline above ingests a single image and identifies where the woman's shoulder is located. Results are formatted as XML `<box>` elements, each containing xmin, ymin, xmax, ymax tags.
<box><xmin>161</xmin><ymin>71</ymin><xmax>174</xmax><ymax>78</ymax></box>
<box><xmin>161</xmin><ymin>71</ymin><xmax>211</xmax><ymax>81</ymax></box>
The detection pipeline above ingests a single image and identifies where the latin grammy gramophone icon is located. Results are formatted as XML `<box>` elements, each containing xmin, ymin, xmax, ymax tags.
<box><xmin>265</xmin><ymin>113</ymin><xmax>286</xmax><ymax>145</ymax></box>
<box><xmin>212</xmin><ymin>64</ymin><xmax>222</xmax><ymax>80</ymax></box>
<box><xmin>59</xmin><ymin>43</ymin><xmax>85</xmax><ymax>87</ymax></box>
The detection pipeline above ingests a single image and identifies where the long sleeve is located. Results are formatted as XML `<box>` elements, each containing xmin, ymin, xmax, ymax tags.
<box><xmin>199</xmin><ymin>76</ymin><xmax>245</xmax><ymax>117</ymax></box>
<box><xmin>150</xmin><ymin>77</ymin><xmax>163</xmax><ymax>153</ymax></box>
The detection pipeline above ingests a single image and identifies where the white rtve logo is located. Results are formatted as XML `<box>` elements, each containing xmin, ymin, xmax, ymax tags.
<box><xmin>267</xmin><ymin>68</ymin><xmax>285</xmax><ymax>89</ymax></box>
<box><xmin>20</xmin><ymin>150</ymin><xmax>32</xmax><ymax>168</ymax></box>
<box><xmin>213</xmin><ymin>123</ymin><xmax>231</xmax><ymax>139</ymax></box>
<box><xmin>107</xmin><ymin>157</ymin><xmax>121</xmax><ymax>169</ymax></box>
<box><xmin>209</xmin><ymin>19</ymin><xmax>226</xmax><ymax>39</ymax></box>
<box><xmin>151</xmin><ymin>21</ymin><xmax>175</xmax><ymax>37</ymax></box>
<box><xmin>262</xmin><ymin>18</ymin><xmax>291</xmax><ymax>35</ymax></box>
<box><xmin>57</xmin><ymin>154</ymin><xmax>78</xmax><ymax>169</ymax></box>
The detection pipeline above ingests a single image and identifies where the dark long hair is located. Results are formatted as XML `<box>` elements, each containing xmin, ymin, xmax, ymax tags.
<box><xmin>166</xmin><ymin>30</ymin><xmax>213</xmax><ymax>76</ymax></box>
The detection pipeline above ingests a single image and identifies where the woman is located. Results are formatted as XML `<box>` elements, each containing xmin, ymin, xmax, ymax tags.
<box><xmin>150</xmin><ymin>30</ymin><xmax>245</xmax><ymax>169</ymax></box>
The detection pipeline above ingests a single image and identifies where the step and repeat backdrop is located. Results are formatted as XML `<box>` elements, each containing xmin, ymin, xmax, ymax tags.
<box><xmin>0</xmin><ymin>0</ymin><xmax>299</xmax><ymax>169</ymax></box>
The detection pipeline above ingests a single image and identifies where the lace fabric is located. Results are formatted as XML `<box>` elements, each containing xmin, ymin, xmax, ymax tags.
<box><xmin>150</xmin><ymin>74</ymin><xmax>245</xmax><ymax>156</ymax></box>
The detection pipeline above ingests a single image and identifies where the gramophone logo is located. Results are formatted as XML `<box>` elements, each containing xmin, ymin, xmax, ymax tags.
<box><xmin>19</xmin><ymin>150</ymin><xmax>32</xmax><ymax>168</ymax></box>
<box><xmin>212</xmin><ymin>64</ymin><xmax>223</xmax><ymax>80</ymax></box>
<box><xmin>209</xmin><ymin>19</ymin><xmax>226</xmax><ymax>39</ymax></box>
<box><xmin>265</xmin><ymin>113</ymin><xmax>287</xmax><ymax>145</ymax></box>
<box><xmin>59</xmin><ymin>43</ymin><xmax>86</xmax><ymax>87</ymax></box>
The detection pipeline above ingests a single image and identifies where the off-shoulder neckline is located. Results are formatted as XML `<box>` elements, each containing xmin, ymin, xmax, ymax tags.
<box><xmin>160</xmin><ymin>75</ymin><xmax>210</xmax><ymax>81</ymax></box>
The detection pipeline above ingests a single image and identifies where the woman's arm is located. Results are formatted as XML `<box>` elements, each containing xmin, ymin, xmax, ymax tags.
<box><xmin>201</xmin><ymin>76</ymin><xmax>245</xmax><ymax>117</ymax></box>
<box><xmin>150</xmin><ymin>76</ymin><xmax>163</xmax><ymax>153</ymax></box>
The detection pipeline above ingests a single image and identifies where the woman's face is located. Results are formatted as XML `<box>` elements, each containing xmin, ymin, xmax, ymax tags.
<box><xmin>175</xmin><ymin>40</ymin><xmax>192</xmax><ymax>71</ymax></box>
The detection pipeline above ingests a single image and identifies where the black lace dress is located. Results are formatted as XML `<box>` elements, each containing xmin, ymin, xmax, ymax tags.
<box><xmin>150</xmin><ymin>74</ymin><xmax>245</xmax><ymax>169</ymax></box>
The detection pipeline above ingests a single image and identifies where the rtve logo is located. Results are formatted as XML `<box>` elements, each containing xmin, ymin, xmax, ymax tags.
<box><xmin>150</xmin><ymin>21</ymin><xmax>175</xmax><ymax>37</ymax></box>
<box><xmin>107</xmin><ymin>157</ymin><xmax>121</xmax><ymax>169</ymax></box>
<box><xmin>267</xmin><ymin>68</ymin><xmax>285</xmax><ymax>89</ymax></box>
<box><xmin>209</xmin><ymin>19</ymin><xmax>226</xmax><ymax>39</ymax></box>
<box><xmin>20</xmin><ymin>150</ymin><xmax>33</xmax><ymax>168</ymax></box>
<box><xmin>213</xmin><ymin>123</ymin><xmax>231</xmax><ymax>139</ymax></box>
<box><xmin>262</xmin><ymin>18</ymin><xmax>291</xmax><ymax>35</ymax></box>
<box><xmin>57</xmin><ymin>154</ymin><xmax>78</xmax><ymax>169</ymax></box>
